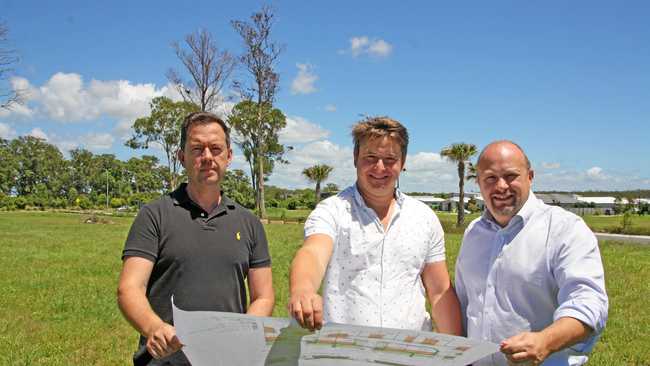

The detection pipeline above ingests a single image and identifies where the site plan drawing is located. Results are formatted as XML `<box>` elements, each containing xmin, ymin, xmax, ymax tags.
<box><xmin>172</xmin><ymin>302</ymin><xmax>498</xmax><ymax>366</ymax></box>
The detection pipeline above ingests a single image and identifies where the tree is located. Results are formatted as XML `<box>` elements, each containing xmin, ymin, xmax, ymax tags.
<box><xmin>228</xmin><ymin>100</ymin><xmax>287</xmax><ymax>202</ymax></box>
<box><xmin>167</xmin><ymin>29</ymin><xmax>236</xmax><ymax>112</ymax></box>
<box><xmin>1</xmin><ymin>23</ymin><xmax>22</xmax><ymax>110</ymax></box>
<box><xmin>0</xmin><ymin>138</ymin><xmax>17</xmax><ymax>194</ymax></box>
<box><xmin>231</xmin><ymin>5</ymin><xmax>284</xmax><ymax>219</ymax></box>
<box><xmin>324</xmin><ymin>182</ymin><xmax>339</xmax><ymax>193</ymax></box>
<box><xmin>125</xmin><ymin>96</ymin><xmax>199</xmax><ymax>190</ymax></box>
<box><xmin>441</xmin><ymin>143</ymin><xmax>478</xmax><ymax>227</ymax></box>
<box><xmin>10</xmin><ymin>136</ymin><xmax>67</xmax><ymax>197</ymax></box>
<box><xmin>221</xmin><ymin>169</ymin><xmax>255</xmax><ymax>208</ymax></box>
<box><xmin>302</xmin><ymin>164</ymin><xmax>333</xmax><ymax>203</ymax></box>
<box><xmin>466</xmin><ymin>161</ymin><xmax>478</xmax><ymax>182</ymax></box>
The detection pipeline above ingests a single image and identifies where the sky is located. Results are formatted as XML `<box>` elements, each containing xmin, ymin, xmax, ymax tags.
<box><xmin>1</xmin><ymin>0</ymin><xmax>649</xmax><ymax>193</ymax></box>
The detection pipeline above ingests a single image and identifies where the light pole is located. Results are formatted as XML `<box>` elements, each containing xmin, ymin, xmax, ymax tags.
<box><xmin>106</xmin><ymin>169</ymin><xmax>109</xmax><ymax>210</ymax></box>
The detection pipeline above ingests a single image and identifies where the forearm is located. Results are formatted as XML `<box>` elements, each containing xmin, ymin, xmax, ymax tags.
<box><xmin>247</xmin><ymin>297</ymin><xmax>275</xmax><ymax>316</ymax></box>
<box><xmin>117</xmin><ymin>287</ymin><xmax>165</xmax><ymax>337</ymax></box>
<box><xmin>540</xmin><ymin>317</ymin><xmax>592</xmax><ymax>354</ymax></box>
<box><xmin>290</xmin><ymin>248</ymin><xmax>327</xmax><ymax>295</ymax></box>
<box><xmin>430</xmin><ymin>286</ymin><xmax>463</xmax><ymax>336</ymax></box>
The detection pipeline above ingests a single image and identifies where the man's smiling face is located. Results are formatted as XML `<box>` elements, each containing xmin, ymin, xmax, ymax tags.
<box><xmin>355</xmin><ymin>135</ymin><xmax>404</xmax><ymax>201</ymax></box>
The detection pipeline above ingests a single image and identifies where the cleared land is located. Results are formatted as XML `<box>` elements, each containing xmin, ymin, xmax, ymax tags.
<box><xmin>0</xmin><ymin>211</ymin><xmax>648</xmax><ymax>365</ymax></box>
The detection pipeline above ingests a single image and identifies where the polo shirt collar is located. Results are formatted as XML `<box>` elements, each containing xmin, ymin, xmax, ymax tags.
<box><xmin>170</xmin><ymin>183</ymin><xmax>237</xmax><ymax>214</ymax></box>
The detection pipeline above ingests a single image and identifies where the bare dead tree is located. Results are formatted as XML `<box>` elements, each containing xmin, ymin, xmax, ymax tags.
<box><xmin>167</xmin><ymin>29</ymin><xmax>236</xmax><ymax>112</ymax></box>
<box><xmin>231</xmin><ymin>5</ymin><xmax>285</xmax><ymax>219</ymax></box>
<box><xmin>0</xmin><ymin>23</ymin><xmax>23</xmax><ymax>110</ymax></box>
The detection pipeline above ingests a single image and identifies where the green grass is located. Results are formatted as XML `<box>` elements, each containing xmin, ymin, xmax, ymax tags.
<box><xmin>0</xmin><ymin>211</ymin><xmax>648</xmax><ymax>365</ymax></box>
<box><xmin>583</xmin><ymin>214</ymin><xmax>650</xmax><ymax>236</ymax></box>
<box><xmin>265</xmin><ymin>207</ymin><xmax>312</xmax><ymax>221</ymax></box>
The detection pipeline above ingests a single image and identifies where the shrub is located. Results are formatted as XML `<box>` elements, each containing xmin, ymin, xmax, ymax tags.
<box><xmin>110</xmin><ymin>197</ymin><xmax>125</xmax><ymax>209</ymax></box>
<box><xmin>15</xmin><ymin>196</ymin><xmax>27</xmax><ymax>209</ymax></box>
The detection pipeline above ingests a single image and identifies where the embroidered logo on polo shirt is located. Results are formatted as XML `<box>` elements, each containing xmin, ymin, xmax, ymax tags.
<box><xmin>236</xmin><ymin>232</ymin><xmax>241</xmax><ymax>241</ymax></box>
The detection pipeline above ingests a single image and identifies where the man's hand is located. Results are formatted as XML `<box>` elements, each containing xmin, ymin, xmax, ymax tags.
<box><xmin>288</xmin><ymin>291</ymin><xmax>323</xmax><ymax>331</ymax></box>
<box><xmin>500</xmin><ymin>331</ymin><xmax>550</xmax><ymax>365</ymax></box>
<box><xmin>146</xmin><ymin>322</ymin><xmax>183</xmax><ymax>360</ymax></box>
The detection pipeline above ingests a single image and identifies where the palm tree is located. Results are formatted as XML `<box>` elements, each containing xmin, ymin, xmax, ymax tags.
<box><xmin>466</xmin><ymin>162</ymin><xmax>477</xmax><ymax>182</ymax></box>
<box><xmin>302</xmin><ymin>164</ymin><xmax>334</xmax><ymax>203</ymax></box>
<box><xmin>441</xmin><ymin>143</ymin><xmax>478</xmax><ymax>227</ymax></box>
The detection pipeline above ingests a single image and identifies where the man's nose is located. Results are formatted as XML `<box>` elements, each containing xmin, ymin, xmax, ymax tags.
<box><xmin>375</xmin><ymin>158</ymin><xmax>386</xmax><ymax>169</ymax></box>
<box><xmin>496</xmin><ymin>177</ymin><xmax>508</xmax><ymax>190</ymax></box>
<box><xmin>201</xmin><ymin>147</ymin><xmax>213</xmax><ymax>160</ymax></box>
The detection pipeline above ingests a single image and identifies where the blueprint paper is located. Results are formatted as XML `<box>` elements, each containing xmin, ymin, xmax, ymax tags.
<box><xmin>172</xmin><ymin>302</ymin><xmax>498</xmax><ymax>366</ymax></box>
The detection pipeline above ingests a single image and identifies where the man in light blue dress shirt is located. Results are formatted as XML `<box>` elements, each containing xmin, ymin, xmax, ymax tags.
<box><xmin>455</xmin><ymin>140</ymin><xmax>608</xmax><ymax>365</ymax></box>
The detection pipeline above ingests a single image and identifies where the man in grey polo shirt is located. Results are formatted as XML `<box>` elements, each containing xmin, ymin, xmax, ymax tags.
<box><xmin>117</xmin><ymin>112</ymin><xmax>274</xmax><ymax>366</ymax></box>
<box><xmin>289</xmin><ymin>116</ymin><xmax>462</xmax><ymax>335</ymax></box>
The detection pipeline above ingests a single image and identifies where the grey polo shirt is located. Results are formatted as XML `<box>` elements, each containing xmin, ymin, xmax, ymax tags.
<box><xmin>122</xmin><ymin>183</ymin><xmax>271</xmax><ymax>333</ymax></box>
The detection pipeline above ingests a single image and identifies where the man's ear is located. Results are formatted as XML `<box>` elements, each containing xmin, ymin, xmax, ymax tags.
<box><xmin>529</xmin><ymin>169</ymin><xmax>535</xmax><ymax>181</ymax></box>
<box><xmin>177</xmin><ymin>149</ymin><xmax>185</xmax><ymax>168</ymax></box>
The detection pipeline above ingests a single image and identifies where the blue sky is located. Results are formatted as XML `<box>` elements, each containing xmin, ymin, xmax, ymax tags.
<box><xmin>1</xmin><ymin>0</ymin><xmax>649</xmax><ymax>192</ymax></box>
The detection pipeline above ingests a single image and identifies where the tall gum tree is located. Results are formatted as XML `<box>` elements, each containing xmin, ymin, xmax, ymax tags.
<box><xmin>231</xmin><ymin>5</ymin><xmax>285</xmax><ymax>219</ymax></box>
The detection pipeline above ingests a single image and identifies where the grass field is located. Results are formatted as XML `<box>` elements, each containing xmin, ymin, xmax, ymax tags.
<box><xmin>1</xmin><ymin>211</ymin><xmax>648</xmax><ymax>365</ymax></box>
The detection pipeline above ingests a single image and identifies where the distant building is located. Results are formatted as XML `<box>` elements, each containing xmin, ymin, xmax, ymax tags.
<box><xmin>439</xmin><ymin>196</ymin><xmax>484</xmax><ymax>212</ymax></box>
<box><xmin>535</xmin><ymin>193</ymin><xmax>579</xmax><ymax>209</ymax></box>
<box><xmin>574</xmin><ymin>196</ymin><xmax>629</xmax><ymax>215</ymax></box>
<box><xmin>413</xmin><ymin>196</ymin><xmax>445</xmax><ymax>210</ymax></box>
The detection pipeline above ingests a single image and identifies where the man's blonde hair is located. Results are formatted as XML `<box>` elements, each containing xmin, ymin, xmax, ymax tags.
<box><xmin>352</xmin><ymin>116</ymin><xmax>409</xmax><ymax>163</ymax></box>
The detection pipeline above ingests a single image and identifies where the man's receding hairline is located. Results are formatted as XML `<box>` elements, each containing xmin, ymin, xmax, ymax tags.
<box><xmin>477</xmin><ymin>140</ymin><xmax>531</xmax><ymax>171</ymax></box>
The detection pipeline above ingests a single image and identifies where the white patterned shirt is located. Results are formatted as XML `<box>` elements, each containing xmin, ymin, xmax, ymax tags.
<box><xmin>304</xmin><ymin>184</ymin><xmax>446</xmax><ymax>330</ymax></box>
<box><xmin>455</xmin><ymin>192</ymin><xmax>608</xmax><ymax>366</ymax></box>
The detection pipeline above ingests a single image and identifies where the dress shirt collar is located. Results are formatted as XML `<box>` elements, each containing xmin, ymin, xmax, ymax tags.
<box><xmin>481</xmin><ymin>191</ymin><xmax>539</xmax><ymax>232</ymax></box>
<box><xmin>352</xmin><ymin>183</ymin><xmax>405</xmax><ymax>211</ymax></box>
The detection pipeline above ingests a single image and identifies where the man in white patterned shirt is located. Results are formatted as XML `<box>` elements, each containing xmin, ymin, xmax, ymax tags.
<box><xmin>455</xmin><ymin>140</ymin><xmax>608</xmax><ymax>365</ymax></box>
<box><xmin>289</xmin><ymin>116</ymin><xmax>462</xmax><ymax>335</ymax></box>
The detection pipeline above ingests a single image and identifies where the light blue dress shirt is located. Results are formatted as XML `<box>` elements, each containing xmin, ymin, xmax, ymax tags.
<box><xmin>455</xmin><ymin>192</ymin><xmax>608</xmax><ymax>366</ymax></box>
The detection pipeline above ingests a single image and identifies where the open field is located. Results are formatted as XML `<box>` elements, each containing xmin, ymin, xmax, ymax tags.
<box><xmin>1</xmin><ymin>211</ymin><xmax>648</xmax><ymax>365</ymax></box>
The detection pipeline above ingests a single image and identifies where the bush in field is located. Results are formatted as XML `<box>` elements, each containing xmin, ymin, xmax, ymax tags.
<box><xmin>110</xmin><ymin>197</ymin><xmax>125</xmax><ymax>209</ymax></box>
<box><xmin>95</xmin><ymin>193</ymin><xmax>107</xmax><ymax>208</ymax></box>
<box><xmin>14</xmin><ymin>196</ymin><xmax>27</xmax><ymax>209</ymax></box>
<box><xmin>77</xmin><ymin>195</ymin><xmax>92</xmax><ymax>210</ymax></box>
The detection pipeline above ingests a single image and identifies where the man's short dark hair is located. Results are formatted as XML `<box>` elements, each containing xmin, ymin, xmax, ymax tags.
<box><xmin>180</xmin><ymin>112</ymin><xmax>231</xmax><ymax>149</ymax></box>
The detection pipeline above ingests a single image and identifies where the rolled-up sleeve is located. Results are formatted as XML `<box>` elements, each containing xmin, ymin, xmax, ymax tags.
<box><xmin>552</xmin><ymin>218</ymin><xmax>609</xmax><ymax>351</ymax></box>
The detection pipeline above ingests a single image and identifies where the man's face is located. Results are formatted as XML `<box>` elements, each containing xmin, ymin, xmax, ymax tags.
<box><xmin>179</xmin><ymin>122</ymin><xmax>232</xmax><ymax>187</ymax></box>
<box><xmin>477</xmin><ymin>143</ymin><xmax>533</xmax><ymax>227</ymax></box>
<box><xmin>355</xmin><ymin>136</ymin><xmax>404</xmax><ymax>201</ymax></box>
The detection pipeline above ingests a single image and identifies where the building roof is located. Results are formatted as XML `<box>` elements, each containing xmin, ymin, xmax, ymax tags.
<box><xmin>535</xmin><ymin>193</ymin><xmax>579</xmax><ymax>205</ymax></box>
<box><xmin>575</xmin><ymin>196</ymin><xmax>629</xmax><ymax>205</ymax></box>
<box><xmin>413</xmin><ymin>196</ymin><xmax>445</xmax><ymax>203</ymax></box>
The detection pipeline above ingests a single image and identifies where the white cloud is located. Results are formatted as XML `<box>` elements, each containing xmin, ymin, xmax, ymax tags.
<box><xmin>350</xmin><ymin>36</ymin><xmax>370</xmax><ymax>57</ymax></box>
<box><xmin>28</xmin><ymin>127</ymin><xmax>48</xmax><ymax>140</ymax></box>
<box><xmin>0</xmin><ymin>122</ymin><xmax>16</xmax><ymax>139</ymax></box>
<box><xmin>291</xmin><ymin>63</ymin><xmax>318</xmax><ymax>95</ymax></box>
<box><xmin>345</xmin><ymin>36</ymin><xmax>393</xmax><ymax>58</ymax></box>
<box><xmin>368</xmin><ymin>39</ymin><xmax>392</xmax><ymax>57</ymax></box>
<box><xmin>541</xmin><ymin>162</ymin><xmax>560</xmax><ymax>169</ymax></box>
<box><xmin>267</xmin><ymin>140</ymin><xmax>356</xmax><ymax>189</ymax></box>
<box><xmin>586</xmin><ymin>166</ymin><xmax>604</xmax><ymax>179</ymax></box>
<box><xmin>324</xmin><ymin>104</ymin><xmax>337</xmax><ymax>112</ymax></box>
<box><xmin>265</xmin><ymin>145</ymin><xmax>476</xmax><ymax>193</ymax></box>
<box><xmin>279</xmin><ymin>116</ymin><xmax>330</xmax><ymax>144</ymax></box>
<box><xmin>83</xmin><ymin>133</ymin><xmax>114</xmax><ymax>150</ymax></box>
